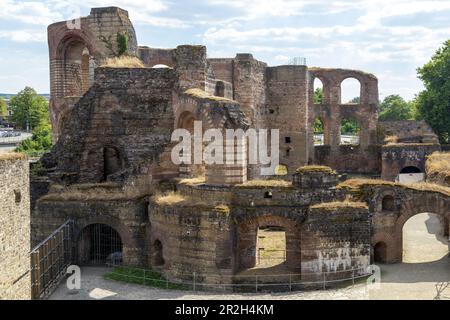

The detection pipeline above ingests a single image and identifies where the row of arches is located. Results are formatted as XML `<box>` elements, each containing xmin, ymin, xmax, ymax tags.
<box><xmin>314</xmin><ymin>117</ymin><xmax>360</xmax><ymax>146</ymax></box>
<box><xmin>313</xmin><ymin>77</ymin><xmax>361</xmax><ymax>105</ymax></box>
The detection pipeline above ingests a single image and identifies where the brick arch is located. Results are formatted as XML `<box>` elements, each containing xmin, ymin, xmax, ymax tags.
<box><xmin>74</xmin><ymin>215</ymin><xmax>136</xmax><ymax>264</ymax></box>
<box><xmin>393</xmin><ymin>193</ymin><xmax>450</xmax><ymax>262</ymax></box>
<box><xmin>236</xmin><ymin>214</ymin><xmax>302</xmax><ymax>272</ymax></box>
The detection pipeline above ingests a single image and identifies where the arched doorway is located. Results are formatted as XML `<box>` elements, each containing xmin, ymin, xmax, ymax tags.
<box><xmin>256</xmin><ymin>226</ymin><xmax>287</xmax><ymax>268</ymax></box>
<box><xmin>374</xmin><ymin>242</ymin><xmax>387</xmax><ymax>263</ymax></box>
<box><xmin>77</xmin><ymin>224</ymin><xmax>123</xmax><ymax>266</ymax></box>
<box><xmin>398</xmin><ymin>166</ymin><xmax>424</xmax><ymax>183</ymax></box>
<box><xmin>236</xmin><ymin>215</ymin><xmax>301</xmax><ymax>273</ymax></box>
<box><xmin>402</xmin><ymin>213</ymin><xmax>448</xmax><ymax>263</ymax></box>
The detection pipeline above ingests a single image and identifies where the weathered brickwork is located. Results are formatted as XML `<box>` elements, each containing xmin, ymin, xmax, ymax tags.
<box><xmin>0</xmin><ymin>154</ymin><xmax>31</xmax><ymax>300</ymax></box>
<box><xmin>28</xmin><ymin>5</ymin><xmax>450</xmax><ymax>293</ymax></box>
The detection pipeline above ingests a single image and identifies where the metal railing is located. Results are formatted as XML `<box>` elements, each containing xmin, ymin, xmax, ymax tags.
<box><xmin>0</xmin><ymin>132</ymin><xmax>32</xmax><ymax>144</ymax></box>
<box><xmin>105</xmin><ymin>266</ymin><xmax>371</xmax><ymax>293</ymax></box>
<box><xmin>30</xmin><ymin>220</ymin><xmax>74</xmax><ymax>299</ymax></box>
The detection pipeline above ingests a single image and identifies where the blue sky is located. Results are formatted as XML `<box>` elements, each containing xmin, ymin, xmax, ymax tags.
<box><xmin>0</xmin><ymin>0</ymin><xmax>449</xmax><ymax>101</ymax></box>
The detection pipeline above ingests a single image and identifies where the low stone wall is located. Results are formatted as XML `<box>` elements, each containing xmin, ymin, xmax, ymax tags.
<box><xmin>301</xmin><ymin>206</ymin><xmax>371</xmax><ymax>281</ymax></box>
<box><xmin>149</xmin><ymin>204</ymin><xmax>234</xmax><ymax>286</ymax></box>
<box><xmin>0</xmin><ymin>154</ymin><xmax>31</xmax><ymax>300</ymax></box>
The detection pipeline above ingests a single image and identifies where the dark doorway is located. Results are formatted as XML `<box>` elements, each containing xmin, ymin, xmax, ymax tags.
<box><xmin>78</xmin><ymin>224</ymin><xmax>123</xmax><ymax>266</ymax></box>
<box><xmin>374</xmin><ymin>242</ymin><xmax>387</xmax><ymax>263</ymax></box>
<box><xmin>400</xmin><ymin>166</ymin><xmax>421</xmax><ymax>174</ymax></box>
<box><xmin>104</xmin><ymin>147</ymin><xmax>122</xmax><ymax>180</ymax></box>
<box><xmin>152</xmin><ymin>240</ymin><xmax>165</xmax><ymax>266</ymax></box>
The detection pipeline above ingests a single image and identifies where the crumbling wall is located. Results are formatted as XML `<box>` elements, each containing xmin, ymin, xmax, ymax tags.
<box><xmin>0</xmin><ymin>154</ymin><xmax>31</xmax><ymax>300</ymax></box>
<box><xmin>301</xmin><ymin>206</ymin><xmax>371</xmax><ymax>280</ymax></box>
<box><xmin>381</xmin><ymin>144</ymin><xmax>440</xmax><ymax>181</ymax></box>
<box><xmin>266</xmin><ymin>66</ymin><xmax>310</xmax><ymax>175</ymax></box>
<box><xmin>48</xmin><ymin>7</ymin><xmax>138</xmax><ymax>140</ymax></box>
<box><xmin>379</xmin><ymin>120</ymin><xmax>439</xmax><ymax>144</ymax></box>
<box><xmin>308</xmin><ymin>68</ymin><xmax>380</xmax><ymax>173</ymax></box>
<box><xmin>44</xmin><ymin>67</ymin><xmax>177</xmax><ymax>185</ymax></box>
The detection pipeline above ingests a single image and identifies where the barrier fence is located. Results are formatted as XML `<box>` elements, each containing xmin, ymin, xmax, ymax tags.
<box><xmin>30</xmin><ymin>220</ymin><xmax>74</xmax><ymax>299</ymax></box>
<box><xmin>105</xmin><ymin>266</ymin><xmax>372</xmax><ymax>293</ymax></box>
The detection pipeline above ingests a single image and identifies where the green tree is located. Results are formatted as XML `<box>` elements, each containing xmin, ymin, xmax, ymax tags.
<box><xmin>0</xmin><ymin>97</ymin><xmax>7</xmax><ymax>118</ymax></box>
<box><xmin>379</xmin><ymin>94</ymin><xmax>413</xmax><ymax>121</ymax></box>
<box><xmin>16</xmin><ymin>120</ymin><xmax>53</xmax><ymax>157</ymax></box>
<box><xmin>117</xmin><ymin>32</ymin><xmax>129</xmax><ymax>56</ymax></box>
<box><xmin>349</xmin><ymin>96</ymin><xmax>360</xmax><ymax>104</ymax></box>
<box><xmin>9</xmin><ymin>87</ymin><xmax>49</xmax><ymax>131</ymax></box>
<box><xmin>314</xmin><ymin>118</ymin><xmax>324</xmax><ymax>134</ymax></box>
<box><xmin>415</xmin><ymin>40</ymin><xmax>450</xmax><ymax>143</ymax></box>
<box><xmin>341</xmin><ymin>118</ymin><xmax>360</xmax><ymax>135</ymax></box>
<box><xmin>314</xmin><ymin>87</ymin><xmax>323</xmax><ymax>104</ymax></box>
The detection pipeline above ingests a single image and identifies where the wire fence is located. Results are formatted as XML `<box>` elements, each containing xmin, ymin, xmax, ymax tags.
<box><xmin>105</xmin><ymin>265</ymin><xmax>372</xmax><ymax>293</ymax></box>
<box><xmin>30</xmin><ymin>220</ymin><xmax>74</xmax><ymax>299</ymax></box>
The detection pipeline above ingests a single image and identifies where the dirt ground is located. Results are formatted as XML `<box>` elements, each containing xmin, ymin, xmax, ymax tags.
<box><xmin>50</xmin><ymin>213</ymin><xmax>450</xmax><ymax>300</ymax></box>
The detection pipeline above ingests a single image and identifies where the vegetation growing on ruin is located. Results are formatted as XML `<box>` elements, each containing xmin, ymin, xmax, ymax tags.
<box><xmin>310</xmin><ymin>200</ymin><xmax>368</xmax><ymax>210</ymax></box>
<box><xmin>296</xmin><ymin>165</ymin><xmax>335</xmax><ymax>174</ymax></box>
<box><xmin>0</xmin><ymin>152</ymin><xmax>26</xmax><ymax>161</ymax></box>
<box><xmin>104</xmin><ymin>266</ymin><xmax>184</xmax><ymax>290</ymax></box>
<box><xmin>214</xmin><ymin>204</ymin><xmax>230</xmax><ymax>215</ymax></box>
<box><xmin>425</xmin><ymin>152</ymin><xmax>450</xmax><ymax>183</ymax></box>
<box><xmin>40</xmin><ymin>183</ymin><xmax>144</xmax><ymax>201</ymax></box>
<box><xmin>178</xmin><ymin>176</ymin><xmax>206</xmax><ymax>186</ymax></box>
<box><xmin>237</xmin><ymin>179</ymin><xmax>292</xmax><ymax>188</ymax></box>
<box><xmin>338</xmin><ymin>178</ymin><xmax>450</xmax><ymax>197</ymax></box>
<box><xmin>154</xmin><ymin>192</ymin><xmax>186</xmax><ymax>205</ymax></box>
<box><xmin>101</xmin><ymin>56</ymin><xmax>145</xmax><ymax>68</ymax></box>
<box><xmin>382</xmin><ymin>142</ymin><xmax>436</xmax><ymax>148</ymax></box>
<box><xmin>184</xmin><ymin>88</ymin><xmax>233</xmax><ymax>102</ymax></box>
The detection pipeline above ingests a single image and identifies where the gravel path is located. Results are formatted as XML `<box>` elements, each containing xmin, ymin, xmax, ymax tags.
<box><xmin>50</xmin><ymin>213</ymin><xmax>450</xmax><ymax>300</ymax></box>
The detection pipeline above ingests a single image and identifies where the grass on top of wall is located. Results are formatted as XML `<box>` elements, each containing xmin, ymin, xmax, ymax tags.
<box><xmin>295</xmin><ymin>165</ymin><xmax>335</xmax><ymax>174</ymax></box>
<box><xmin>310</xmin><ymin>200</ymin><xmax>368</xmax><ymax>211</ymax></box>
<box><xmin>426</xmin><ymin>152</ymin><xmax>450</xmax><ymax>183</ymax></box>
<box><xmin>0</xmin><ymin>152</ymin><xmax>26</xmax><ymax>161</ymax></box>
<box><xmin>184</xmin><ymin>88</ymin><xmax>233</xmax><ymax>102</ymax></box>
<box><xmin>101</xmin><ymin>56</ymin><xmax>145</xmax><ymax>68</ymax></box>
<box><xmin>153</xmin><ymin>192</ymin><xmax>186</xmax><ymax>205</ymax></box>
<box><xmin>178</xmin><ymin>176</ymin><xmax>206</xmax><ymax>186</ymax></box>
<box><xmin>338</xmin><ymin>178</ymin><xmax>450</xmax><ymax>197</ymax></box>
<box><xmin>104</xmin><ymin>266</ymin><xmax>184</xmax><ymax>290</ymax></box>
<box><xmin>236</xmin><ymin>179</ymin><xmax>292</xmax><ymax>188</ymax></box>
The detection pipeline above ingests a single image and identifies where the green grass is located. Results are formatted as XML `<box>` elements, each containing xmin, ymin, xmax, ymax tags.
<box><xmin>104</xmin><ymin>266</ymin><xmax>184</xmax><ymax>290</ymax></box>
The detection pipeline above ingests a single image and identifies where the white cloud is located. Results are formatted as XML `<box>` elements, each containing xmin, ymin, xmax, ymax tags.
<box><xmin>0</xmin><ymin>29</ymin><xmax>46</xmax><ymax>42</ymax></box>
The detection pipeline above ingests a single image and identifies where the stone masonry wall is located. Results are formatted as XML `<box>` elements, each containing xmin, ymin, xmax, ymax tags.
<box><xmin>301</xmin><ymin>206</ymin><xmax>371</xmax><ymax>281</ymax></box>
<box><xmin>0</xmin><ymin>154</ymin><xmax>31</xmax><ymax>300</ymax></box>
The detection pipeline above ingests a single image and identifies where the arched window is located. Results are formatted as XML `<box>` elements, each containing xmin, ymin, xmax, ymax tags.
<box><xmin>152</xmin><ymin>240</ymin><xmax>165</xmax><ymax>266</ymax></box>
<box><xmin>63</xmin><ymin>39</ymin><xmax>92</xmax><ymax>96</ymax></box>
<box><xmin>264</xmin><ymin>191</ymin><xmax>273</xmax><ymax>199</ymax></box>
<box><xmin>314</xmin><ymin>118</ymin><xmax>324</xmax><ymax>146</ymax></box>
<box><xmin>340</xmin><ymin>78</ymin><xmax>361</xmax><ymax>104</ymax></box>
<box><xmin>313</xmin><ymin>78</ymin><xmax>324</xmax><ymax>104</ymax></box>
<box><xmin>340</xmin><ymin>118</ymin><xmax>360</xmax><ymax>145</ymax></box>
<box><xmin>104</xmin><ymin>147</ymin><xmax>122</xmax><ymax>181</ymax></box>
<box><xmin>215</xmin><ymin>81</ymin><xmax>225</xmax><ymax>97</ymax></box>
<box><xmin>382</xmin><ymin>195</ymin><xmax>395</xmax><ymax>211</ymax></box>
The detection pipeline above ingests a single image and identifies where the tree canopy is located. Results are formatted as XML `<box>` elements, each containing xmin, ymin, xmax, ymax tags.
<box><xmin>9</xmin><ymin>87</ymin><xmax>49</xmax><ymax>131</ymax></box>
<box><xmin>414</xmin><ymin>40</ymin><xmax>450</xmax><ymax>143</ymax></box>
<box><xmin>0</xmin><ymin>97</ymin><xmax>7</xmax><ymax>118</ymax></box>
<box><xmin>379</xmin><ymin>94</ymin><xmax>414</xmax><ymax>121</ymax></box>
